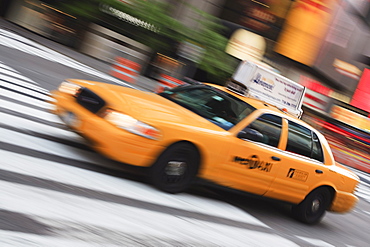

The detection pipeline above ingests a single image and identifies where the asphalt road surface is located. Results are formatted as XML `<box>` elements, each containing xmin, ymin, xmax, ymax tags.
<box><xmin>1</xmin><ymin>25</ymin><xmax>370</xmax><ymax>247</ymax></box>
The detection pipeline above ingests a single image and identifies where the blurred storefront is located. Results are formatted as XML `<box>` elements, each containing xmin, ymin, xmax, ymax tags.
<box><xmin>3</xmin><ymin>0</ymin><xmax>153</xmax><ymax>71</ymax></box>
<box><xmin>351</xmin><ymin>68</ymin><xmax>370</xmax><ymax>113</ymax></box>
<box><xmin>219</xmin><ymin>0</ymin><xmax>293</xmax><ymax>41</ymax></box>
<box><xmin>4</xmin><ymin>0</ymin><xmax>82</xmax><ymax>47</ymax></box>
<box><xmin>272</xmin><ymin>0</ymin><xmax>370</xmax><ymax>96</ymax></box>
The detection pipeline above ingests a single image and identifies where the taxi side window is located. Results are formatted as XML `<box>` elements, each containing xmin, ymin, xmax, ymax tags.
<box><xmin>311</xmin><ymin>132</ymin><xmax>324</xmax><ymax>162</ymax></box>
<box><xmin>286</xmin><ymin>121</ymin><xmax>324</xmax><ymax>162</ymax></box>
<box><xmin>239</xmin><ymin>114</ymin><xmax>282</xmax><ymax>147</ymax></box>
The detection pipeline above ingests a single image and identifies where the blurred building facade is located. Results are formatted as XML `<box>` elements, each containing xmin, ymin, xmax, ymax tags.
<box><xmin>1</xmin><ymin>0</ymin><xmax>369</xmax><ymax>132</ymax></box>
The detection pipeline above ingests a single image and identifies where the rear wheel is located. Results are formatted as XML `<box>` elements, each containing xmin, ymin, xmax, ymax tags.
<box><xmin>150</xmin><ymin>143</ymin><xmax>200</xmax><ymax>194</ymax></box>
<box><xmin>292</xmin><ymin>187</ymin><xmax>333</xmax><ymax>224</ymax></box>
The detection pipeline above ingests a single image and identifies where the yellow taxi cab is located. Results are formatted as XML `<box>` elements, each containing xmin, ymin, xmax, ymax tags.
<box><xmin>50</xmin><ymin>62</ymin><xmax>359</xmax><ymax>225</ymax></box>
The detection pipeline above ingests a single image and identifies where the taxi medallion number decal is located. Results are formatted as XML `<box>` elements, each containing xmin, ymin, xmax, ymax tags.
<box><xmin>287</xmin><ymin>168</ymin><xmax>308</xmax><ymax>182</ymax></box>
<box><xmin>233</xmin><ymin>155</ymin><xmax>273</xmax><ymax>172</ymax></box>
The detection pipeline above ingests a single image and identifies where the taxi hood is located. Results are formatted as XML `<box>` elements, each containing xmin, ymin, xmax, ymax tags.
<box><xmin>74</xmin><ymin>80</ymin><xmax>223</xmax><ymax>131</ymax></box>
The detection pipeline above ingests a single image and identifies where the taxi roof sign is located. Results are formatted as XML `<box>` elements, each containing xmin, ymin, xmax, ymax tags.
<box><xmin>227</xmin><ymin>61</ymin><xmax>306</xmax><ymax>118</ymax></box>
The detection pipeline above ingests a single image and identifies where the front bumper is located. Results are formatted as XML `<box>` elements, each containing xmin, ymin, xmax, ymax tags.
<box><xmin>51</xmin><ymin>92</ymin><xmax>164</xmax><ymax>167</ymax></box>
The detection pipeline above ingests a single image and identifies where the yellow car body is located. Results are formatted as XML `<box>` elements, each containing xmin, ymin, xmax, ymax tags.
<box><xmin>51</xmin><ymin>79</ymin><xmax>359</xmax><ymax>224</ymax></box>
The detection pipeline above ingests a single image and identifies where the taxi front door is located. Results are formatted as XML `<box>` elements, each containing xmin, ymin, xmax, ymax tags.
<box><xmin>220</xmin><ymin>114</ymin><xmax>284</xmax><ymax>195</ymax></box>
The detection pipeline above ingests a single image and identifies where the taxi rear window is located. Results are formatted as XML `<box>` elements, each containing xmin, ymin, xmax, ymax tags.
<box><xmin>286</xmin><ymin>121</ymin><xmax>324</xmax><ymax>162</ymax></box>
<box><xmin>159</xmin><ymin>85</ymin><xmax>256</xmax><ymax>130</ymax></box>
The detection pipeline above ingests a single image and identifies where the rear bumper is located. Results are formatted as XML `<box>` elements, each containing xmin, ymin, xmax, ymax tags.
<box><xmin>329</xmin><ymin>191</ymin><xmax>358</xmax><ymax>213</ymax></box>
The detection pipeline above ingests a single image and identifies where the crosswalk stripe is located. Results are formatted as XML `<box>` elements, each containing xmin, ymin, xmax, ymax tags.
<box><xmin>0</xmin><ymin>127</ymin><xmax>99</xmax><ymax>163</ymax></box>
<box><xmin>295</xmin><ymin>236</ymin><xmax>335</xmax><ymax>247</ymax></box>
<box><xmin>0</xmin><ymin>74</ymin><xmax>49</xmax><ymax>94</ymax></box>
<box><xmin>356</xmin><ymin>182</ymin><xmax>370</xmax><ymax>202</ymax></box>
<box><xmin>0</xmin><ymin>98</ymin><xmax>60</xmax><ymax>123</ymax></box>
<box><xmin>0</xmin><ymin>67</ymin><xmax>39</xmax><ymax>84</ymax></box>
<box><xmin>0</xmin><ymin>75</ymin><xmax>50</xmax><ymax>98</ymax></box>
<box><xmin>0</xmin><ymin>28</ymin><xmax>39</xmax><ymax>46</ymax></box>
<box><xmin>0</xmin><ymin>231</ymin><xmax>105</xmax><ymax>247</ymax></box>
<box><xmin>0</xmin><ymin>80</ymin><xmax>50</xmax><ymax>100</ymax></box>
<box><xmin>0</xmin><ymin>61</ymin><xmax>17</xmax><ymax>72</ymax></box>
<box><xmin>0</xmin><ymin>89</ymin><xmax>54</xmax><ymax>109</ymax></box>
<box><xmin>0</xmin><ymin>112</ymin><xmax>82</xmax><ymax>142</ymax></box>
<box><xmin>0</xmin><ymin>31</ymin><xmax>52</xmax><ymax>60</ymax></box>
<box><xmin>346</xmin><ymin>167</ymin><xmax>370</xmax><ymax>203</ymax></box>
<box><xmin>355</xmin><ymin>169</ymin><xmax>370</xmax><ymax>183</ymax></box>
<box><xmin>356</xmin><ymin>192</ymin><xmax>370</xmax><ymax>202</ymax></box>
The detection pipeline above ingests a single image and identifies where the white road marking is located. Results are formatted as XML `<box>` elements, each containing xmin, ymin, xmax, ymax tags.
<box><xmin>356</xmin><ymin>182</ymin><xmax>370</xmax><ymax>202</ymax></box>
<box><xmin>347</xmin><ymin>166</ymin><xmax>370</xmax><ymax>203</ymax></box>
<box><xmin>0</xmin><ymin>28</ymin><xmax>135</xmax><ymax>88</ymax></box>
<box><xmin>0</xmin><ymin>231</ymin><xmax>114</xmax><ymax>247</ymax></box>
<box><xmin>0</xmin><ymin>80</ymin><xmax>50</xmax><ymax>100</ymax></box>
<box><xmin>0</xmin><ymin>73</ymin><xmax>49</xmax><ymax>94</ymax></box>
<box><xmin>0</xmin><ymin>67</ymin><xmax>39</xmax><ymax>84</ymax></box>
<box><xmin>295</xmin><ymin>236</ymin><xmax>335</xmax><ymax>247</ymax></box>
<box><xmin>0</xmin><ymin>99</ymin><xmax>60</xmax><ymax>123</ymax></box>
<box><xmin>0</xmin><ymin>61</ymin><xmax>17</xmax><ymax>71</ymax></box>
<box><xmin>0</xmin><ymin>88</ymin><xmax>54</xmax><ymax>109</ymax></box>
<box><xmin>0</xmin><ymin>112</ymin><xmax>82</xmax><ymax>141</ymax></box>
<box><xmin>0</xmin><ymin>180</ymin><xmax>298</xmax><ymax>247</ymax></box>
<box><xmin>0</xmin><ymin>127</ymin><xmax>99</xmax><ymax>163</ymax></box>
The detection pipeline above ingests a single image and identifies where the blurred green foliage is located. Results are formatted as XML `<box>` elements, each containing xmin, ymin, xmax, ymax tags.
<box><xmin>186</xmin><ymin>7</ymin><xmax>237</xmax><ymax>84</ymax></box>
<box><xmin>54</xmin><ymin>0</ymin><xmax>236</xmax><ymax>83</ymax></box>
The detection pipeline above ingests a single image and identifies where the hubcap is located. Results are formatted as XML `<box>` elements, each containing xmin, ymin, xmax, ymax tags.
<box><xmin>165</xmin><ymin>161</ymin><xmax>186</xmax><ymax>176</ymax></box>
<box><xmin>311</xmin><ymin>199</ymin><xmax>321</xmax><ymax>213</ymax></box>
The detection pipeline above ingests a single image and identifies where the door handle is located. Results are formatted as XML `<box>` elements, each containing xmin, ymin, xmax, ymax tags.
<box><xmin>271</xmin><ymin>156</ymin><xmax>280</xmax><ymax>161</ymax></box>
<box><xmin>315</xmin><ymin>169</ymin><xmax>323</xmax><ymax>174</ymax></box>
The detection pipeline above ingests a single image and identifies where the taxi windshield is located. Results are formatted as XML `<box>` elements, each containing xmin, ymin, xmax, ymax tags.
<box><xmin>159</xmin><ymin>85</ymin><xmax>256</xmax><ymax>130</ymax></box>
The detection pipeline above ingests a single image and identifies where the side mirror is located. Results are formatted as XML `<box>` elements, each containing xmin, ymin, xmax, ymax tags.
<box><xmin>237</xmin><ymin>128</ymin><xmax>264</xmax><ymax>142</ymax></box>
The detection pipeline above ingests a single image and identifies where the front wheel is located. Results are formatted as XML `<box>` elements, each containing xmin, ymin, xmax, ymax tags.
<box><xmin>150</xmin><ymin>143</ymin><xmax>200</xmax><ymax>194</ymax></box>
<box><xmin>292</xmin><ymin>187</ymin><xmax>333</xmax><ymax>225</ymax></box>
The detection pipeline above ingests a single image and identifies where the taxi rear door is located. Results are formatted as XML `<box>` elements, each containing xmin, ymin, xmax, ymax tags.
<box><xmin>264</xmin><ymin>120</ymin><xmax>328</xmax><ymax>203</ymax></box>
<box><xmin>219</xmin><ymin>113</ymin><xmax>285</xmax><ymax>195</ymax></box>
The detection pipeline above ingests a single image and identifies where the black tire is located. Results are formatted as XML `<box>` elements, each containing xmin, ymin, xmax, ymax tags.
<box><xmin>150</xmin><ymin>143</ymin><xmax>200</xmax><ymax>194</ymax></box>
<box><xmin>292</xmin><ymin>187</ymin><xmax>333</xmax><ymax>225</ymax></box>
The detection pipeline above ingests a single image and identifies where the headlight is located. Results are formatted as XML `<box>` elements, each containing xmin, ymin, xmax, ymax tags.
<box><xmin>58</xmin><ymin>81</ymin><xmax>82</xmax><ymax>96</ymax></box>
<box><xmin>103</xmin><ymin>109</ymin><xmax>161</xmax><ymax>140</ymax></box>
